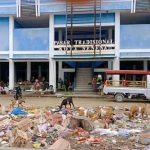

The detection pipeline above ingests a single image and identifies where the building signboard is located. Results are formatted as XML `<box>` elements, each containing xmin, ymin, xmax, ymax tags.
<box><xmin>54</xmin><ymin>39</ymin><xmax>115</xmax><ymax>55</ymax></box>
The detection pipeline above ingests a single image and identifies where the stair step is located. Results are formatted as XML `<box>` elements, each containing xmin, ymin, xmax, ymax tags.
<box><xmin>77</xmin><ymin>75</ymin><xmax>92</xmax><ymax>77</ymax></box>
<box><xmin>77</xmin><ymin>83</ymin><xmax>91</xmax><ymax>85</ymax></box>
<box><xmin>76</xmin><ymin>68</ymin><xmax>93</xmax><ymax>92</ymax></box>
<box><xmin>77</xmin><ymin>80</ymin><xmax>91</xmax><ymax>82</ymax></box>
<box><xmin>77</xmin><ymin>78</ymin><xmax>91</xmax><ymax>79</ymax></box>
<box><xmin>77</xmin><ymin>76</ymin><xmax>92</xmax><ymax>77</ymax></box>
<box><xmin>75</xmin><ymin>89</ymin><xmax>93</xmax><ymax>91</ymax></box>
<box><xmin>74</xmin><ymin>89</ymin><xmax>94</xmax><ymax>92</ymax></box>
<box><xmin>77</xmin><ymin>79</ymin><xmax>91</xmax><ymax>81</ymax></box>
<box><xmin>74</xmin><ymin>88</ymin><xmax>93</xmax><ymax>90</ymax></box>
<box><xmin>76</xmin><ymin>85</ymin><xmax>92</xmax><ymax>88</ymax></box>
<box><xmin>77</xmin><ymin>71</ymin><xmax>92</xmax><ymax>75</ymax></box>
<box><xmin>76</xmin><ymin>85</ymin><xmax>92</xmax><ymax>87</ymax></box>
<box><xmin>77</xmin><ymin>75</ymin><xmax>92</xmax><ymax>76</ymax></box>
<box><xmin>74</xmin><ymin>92</ymin><xmax>97</xmax><ymax>95</ymax></box>
<box><xmin>76</xmin><ymin>84</ymin><xmax>92</xmax><ymax>87</ymax></box>
<box><xmin>77</xmin><ymin>73</ymin><xmax>92</xmax><ymax>74</ymax></box>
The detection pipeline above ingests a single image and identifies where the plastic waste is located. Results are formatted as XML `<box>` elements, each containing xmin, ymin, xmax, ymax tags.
<box><xmin>91</xmin><ymin>128</ymin><xmax>118</xmax><ymax>136</ymax></box>
<box><xmin>10</xmin><ymin>107</ymin><xmax>27</xmax><ymax>115</ymax></box>
<box><xmin>144</xmin><ymin>145</ymin><xmax>150</xmax><ymax>150</ymax></box>
<box><xmin>118</xmin><ymin>129</ymin><xmax>130</xmax><ymax>137</ymax></box>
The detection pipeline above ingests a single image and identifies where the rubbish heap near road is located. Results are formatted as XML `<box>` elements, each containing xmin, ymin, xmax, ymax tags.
<box><xmin>0</xmin><ymin>100</ymin><xmax>149</xmax><ymax>150</ymax></box>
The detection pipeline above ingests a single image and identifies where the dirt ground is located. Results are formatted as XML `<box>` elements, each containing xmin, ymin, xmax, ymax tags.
<box><xmin>0</xmin><ymin>95</ymin><xmax>150</xmax><ymax>109</ymax></box>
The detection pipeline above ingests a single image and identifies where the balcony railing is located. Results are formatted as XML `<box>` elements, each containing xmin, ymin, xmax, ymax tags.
<box><xmin>39</xmin><ymin>0</ymin><xmax>132</xmax><ymax>12</ymax></box>
<box><xmin>16</xmin><ymin>0</ymin><xmax>40</xmax><ymax>17</ymax></box>
<box><xmin>135</xmin><ymin>0</ymin><xmax>150</xmax><ymax>12</ymax></box>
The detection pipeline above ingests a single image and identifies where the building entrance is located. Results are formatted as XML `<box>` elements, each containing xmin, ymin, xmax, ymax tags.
<box><xmin>59</xmin><ymin>61</ymin><xmax>110</xmax><ymax>92</ymax></box>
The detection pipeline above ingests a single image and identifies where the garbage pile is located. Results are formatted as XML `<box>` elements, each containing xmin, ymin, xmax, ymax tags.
<box><xmin>0</xmin><ymin>101</ymin><xmax>149</xmax><ymax>150</ymax></box>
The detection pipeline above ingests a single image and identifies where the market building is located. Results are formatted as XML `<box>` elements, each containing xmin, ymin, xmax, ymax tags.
<box><xmin>0</xmin><ymin>0</ymin><xmax>150</xmax><ymax>92</ymax></box>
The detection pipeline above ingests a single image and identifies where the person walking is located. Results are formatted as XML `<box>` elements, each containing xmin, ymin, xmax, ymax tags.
<box><xmin>92</xmin><ymin>77</ymin><xmax>97</xmax><ymax>92</ymax></box>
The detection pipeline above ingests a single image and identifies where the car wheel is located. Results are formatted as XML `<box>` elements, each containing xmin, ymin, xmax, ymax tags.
<box><xmin>115</xmin><ymin>93</ymin><xmax>124</xmax><ymax>102</ymax></box>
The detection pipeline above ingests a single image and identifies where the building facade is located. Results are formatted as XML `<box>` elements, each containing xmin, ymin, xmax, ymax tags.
<box><xmin>0</xmin><ymin>0</ymin><xmax>150</xmax><ymax>92</ymax></box>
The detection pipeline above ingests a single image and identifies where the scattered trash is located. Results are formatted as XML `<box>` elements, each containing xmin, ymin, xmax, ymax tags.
<box><xmin>12</xmin><ymin>129</ymin><xmax>29</xmax><ymax>147</ymax></box>
<box><xmin>0</xmin><ymin>101</ymin><xmax>149</xmax><ymax>149</ymax></box>
<box><xmin>48</xmin><ymin>138</ymin><xmax>71</xmax><ymax>150</ymax></box>
<box><xmin>118</xmin><ymin>129</ymin><xmax>130</xmax><ymax>137</ymax></box>
<box><xmin>91</xmin><ymin>128</ymin><xmax>118</xmax><ymax>136</ymax></box>
<box><xmin>70</xmin><ymin>116</ymin><xmax>94</xmax><ymax>131</ymax></box>
<box><xmin>138</xmin><ymin>131</ymin><xmax>150</xmax><ymax>145</ymax></box>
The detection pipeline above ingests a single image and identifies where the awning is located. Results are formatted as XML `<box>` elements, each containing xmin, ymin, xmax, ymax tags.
<box><xmin>105</xmin><ymin>70</ymin><xmax>150</xmax><ymax>75</ymax></box>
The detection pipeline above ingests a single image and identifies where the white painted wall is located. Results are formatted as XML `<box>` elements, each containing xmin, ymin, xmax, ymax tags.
<box><xmin>9</xmin><ymin>16</ymin><xmax>14</xmax><ymax>89</ymax></box>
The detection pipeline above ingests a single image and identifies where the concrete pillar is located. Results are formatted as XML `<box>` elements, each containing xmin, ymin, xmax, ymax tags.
<box><xmin>113</xmin><ymin>58</ymin><xmax>120</xmax><ymax>82</ymax></box>
<box><xmin>108</xmin><ymin>60</ymin><xmax>112</xmax><ymax>69</ymax></box>
<box><xmin>38</xmin><ymin>65</ymin><xmax>41</xmax><ymax>77</ymax></box>
<box><xmin>27</xmin><ymin>61</ymin><xmax>31</xmax><ymax>81</ymax></box>
<box><xmin>58</xmin><ymin>61</ymin><xmax>64</xmax><ymax>81</ymax></box>
<box><xmin>18</xmin><ymin>0</ymin><xmax>21</xmax><ymax>17</ymax></box>
<box><xmin>133</xmin><ymin>64</ymin><xmax>136</xmax><ymax>80</ymax></box>
<box><xmin>49</xmin><ymin>14</ymin><xmax>54</xmax><ymax>58</ymax></box>
<box><xmin>113</xmin><ymin>12</ymin><xmax>120</xmax><ymax>82</ymax></box>
<box><xmin>58</xmin><ymin>29</ymin><xmax>63</xmax><ymax>41</ymax></box>
<box><xmin>147</xmin><ymin>75</ymin><xmax>150</xmax><ymax>89</ymax></box>
<box><xmin>108</xmin><ymin>28</ymin><xmax>112</xmax><ymax>40</ymax></box>
<box><xmin>49</xmin><ymin>58</ymin><xmax>56</xmax><ymax>92</ymax></box>
<box><xmin>14</xmin><ymin>62</ymin><xmax>16</xmax><ymax>82</ymax></box>
<box><xmin>115</xmin><ymin>11</ymin><xmax>120</xmax><ymax>59</ymax></box>
<box><xmin>9</xmin><ymin>16</ymin><xmax>14</xmax><ymax>89</ymax></box>
<box><xmin>49</xmin><ymin>14</ymin><xmax>56</xmax><ymax>92</ymax></box>
<box><xmin>9</xmin><ymin>59</ymin><xmax>14</xmax><ymax>90</ymax></box>
<box><xmin>144</xmin><ymin>60</ymin><xmax>148</xmax><ymax>71</ymax></box>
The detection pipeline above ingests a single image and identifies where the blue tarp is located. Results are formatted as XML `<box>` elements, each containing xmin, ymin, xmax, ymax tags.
<box><xmin>11</xmin><ymin>107</ymin><xmax>27</xmax><ymax>115</ymax></box>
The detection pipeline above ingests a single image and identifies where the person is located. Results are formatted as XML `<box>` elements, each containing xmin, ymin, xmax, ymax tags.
<box><xmin>0</xmin><ymin>86</ymin><xmax>4</xmax><ymax>94</ymax></box>
<box><xmin>31</xmin><ymin>76</ymin><xmax>35</xmax><ymax>83</ymax></box>
<box><xmin>43</xmin><ymin>80</ymin><xmax>49</xmax><ymax>90</ymax></box>
<box><xmin>121</xmin><ymin>77</ymin><xmax>126</xmax><ymax>86</ymax></box>
<box><xmin>42</xmin><ymin>76</ymin><xmax>46</xmax><ymax>82</ymax></box>
<box><xmin>0</xmin><ymin>81</ymin><xmax>6</xmax><ymax>95</ymax></box>
<box><xmin>58</xmin><ymin>78</ymin><xmax>63</xmax><ymax>88</ymax></box>
<box><xmin>92</xmin><ymin>77</ymin><xmax>97</xmax><ymax>92</ymax></box>
<box><xmin>34</xmin><ymin>79</ymin><xmax>41</xmax><ymax>91</ymax></box>
<box><xmin>97</xmin><ymin>80</ymin><xmax>104</xmax><ymax>95</ymax></box>
<box><xmin>49</xmin><ymin>85</ymin><xmax>54</xmax><ymax>94</ymax></box>
<box><xmin>14</xmin><ymin>86</ymin><xmax>22</xmax><ymax>100</ymax></box>
<box><xmin>64</xmin><ymin>79</ymin><xmax>69</xmax><ymax>91</ymax></box>
<box><xmin>68</xmin><ymin>82</ymin><xmax>73</xmax><ymax>91</ymax></box>
<box><xmin>107</xmin><ymin>77</ymin><xmax>112</xmax><ymax>86</ymax></box>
